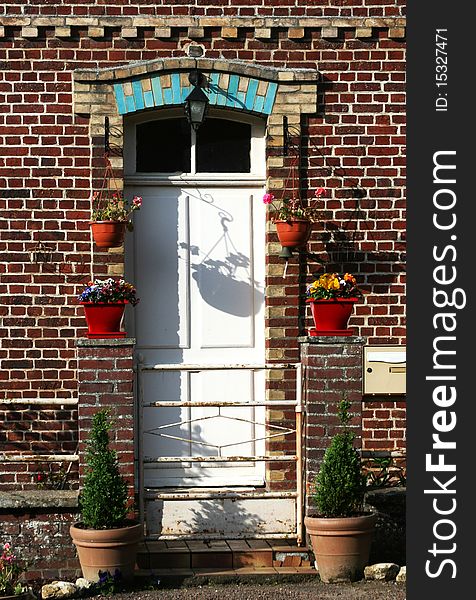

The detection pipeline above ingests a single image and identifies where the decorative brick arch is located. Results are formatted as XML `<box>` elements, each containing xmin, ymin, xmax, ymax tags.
<box><xmin>73</xmin><ymin>56</ymin><xmax>319</xmax><ymax>366</ymax></box>
<box><xmin>73</xmin><ymin>56</ymin><xmax>319</xmax><ymax>191</ymax></box>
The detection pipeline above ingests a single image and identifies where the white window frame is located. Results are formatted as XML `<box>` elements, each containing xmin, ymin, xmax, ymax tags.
<box><xmin>124</xmin><ymin>107</ymin><xmax>266</xmax><ymax>186</ymax></box>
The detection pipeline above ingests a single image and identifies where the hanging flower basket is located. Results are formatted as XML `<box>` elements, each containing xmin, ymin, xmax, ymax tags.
<box><xmin>275</xmin><ymin>219</ymin><xmax>312</xmax><ymax>248</ymax></box>
<box><xmin>90</xmin><ymin>157</ymin><xmax>142</xmax><ymax>250</ymax></box>
<box><xmin>90</xmin><ymin>221</ymin><xmax>126</xmax><ymax>249</ymax></box>
<box><xmin>263</xmin><ymin>188</ymin><xmax>325</xmax><ymax>250</ymax></box>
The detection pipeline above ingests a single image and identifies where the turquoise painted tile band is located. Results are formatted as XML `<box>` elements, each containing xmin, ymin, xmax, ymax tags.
<box><xmin>253</xmin><ymin>94</ymin><xmax>265</xmax><ymax>113</ymax></box>
<box><xmin>151</xmin><ymin>76</ymin><xmax>164</xmax><ymax>106</ymax></box>
<box><xmin>113</xmin><ymin>84</ymin><xmax>127</xmax><ymax>115</ymax></box>
<box><xmin>163</xmin><ymin>87</ymin><xmax>173</xmax><ymax>105</ymax></box>
<box><xmin>263</xmin><ymin>82</ymin><xmax>278</xmax><ymax>114</ymax></box>
<box><xmin>143</xmin><ymin>90</ymin><xmax>154</xmax><ymax>108</ymax></box>
<box><xmin>244</xmin><ymin>79</ymin><xmax>259</xmax><ymax>111</ymax></box>
<box><xmin>236</xmin><ymin>91</ymin><xmax>246</xmax><ymax>109</ymax></box>
<box><xmin>113</xmin><ymin>73</ymin><xmax>278</xmax><ymax>116</ymax></box>
<box><xmin>171</xmin><ymin>73</ymin><xmax>182</xmax><ymax>104</ymax></box>
<box><xmin>132</xmin><ymin>80</ymin><xmax>145</xmax><ymax>111</ymax></box>
<box><xmin>125</xmin><ymin>94</ymin><xmax>135</xmax><ymax>113</ymax></box>
<box><xmin>207</xmin><ymin>73</ymin><xmax>220</xmax><ymax>104</ymax></box>
<box><xmin>226</xmin><ymin>75</ymin><xmax>240</xmax><ymax>108</ymax></box>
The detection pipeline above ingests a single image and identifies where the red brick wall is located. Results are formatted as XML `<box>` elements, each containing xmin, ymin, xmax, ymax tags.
<box><xmin>0</xmin><ymin>402</ymin><xmax>78</xmax><ymax>490</ymax></box>
<box><xmin>301</xmin><ymin>339</ymin><xmax>365</xmax><ymax>514</ymax></box>
<box><xmin>362</xmin><ymin>398</ymin><xmax>406</xmax><ymax>483</ymax></box>
<box><xmin>0</xmin><ymin>8</ymin><xmax>406</xmax><ymax>486</ymax></box>
<box><xmin>2</xmin><ymin>1</ymin><xmax>406</xmax><ymax>19</ymax></box>
<box><xmin>362</xmin><ymin>399</ymin><xmax>406</xmax><ymax>453</ymax></box>
<box><xmin>76</xmin><ymin>339</ymin><xmax>136</xmax><ymax>502</ymax></box>
<box><xmin>0</xmin><ymin>508</ymin><xmax>80</xmax><ymax>582</ymax></box>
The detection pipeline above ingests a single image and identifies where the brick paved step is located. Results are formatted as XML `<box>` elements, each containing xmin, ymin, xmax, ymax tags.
<box><xmin>137</xmin><ymin>538</ymin><xmax>313</xmax><ymax>572</ymax></box>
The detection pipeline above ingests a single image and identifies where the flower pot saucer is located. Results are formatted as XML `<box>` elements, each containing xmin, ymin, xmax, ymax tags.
<box><xmin>308</xmin><ymin>327</ymin><xmax>354</xmax><ymax>337</ymax></box>
<box><xmin>86</xmin><ymin>331</ymin><xmax>127</xmax><ymax>339</ymax></box>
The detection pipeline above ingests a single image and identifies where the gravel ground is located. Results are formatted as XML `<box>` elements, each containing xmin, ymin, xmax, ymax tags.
<box><xmin>109</xmin><ymin>580</ymin><xmax>406</xmax><ymax>600</ymax></box>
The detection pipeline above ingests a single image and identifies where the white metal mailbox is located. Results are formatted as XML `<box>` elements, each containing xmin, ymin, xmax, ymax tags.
<box><xmin>363</xmin><ymin>345</ymin><xmax>406</xmax><ymax>395</ymax></box>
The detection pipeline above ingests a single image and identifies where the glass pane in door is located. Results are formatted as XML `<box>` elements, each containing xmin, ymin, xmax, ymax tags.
<box><xmin>196</xmin><ymin>119</ymin><xmax>251</xmax><ymax>173</ymax></box>
<box><xmin>136</xmin><ymin>118</ymin><xmax>191</xmax><ymax>173</ymax></box>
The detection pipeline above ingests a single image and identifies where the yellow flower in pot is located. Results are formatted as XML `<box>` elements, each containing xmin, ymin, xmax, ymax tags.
<box><xmin>305</xmin><ymin>272</ymin><xmax>363</xmax><ymax>336</ymax></box>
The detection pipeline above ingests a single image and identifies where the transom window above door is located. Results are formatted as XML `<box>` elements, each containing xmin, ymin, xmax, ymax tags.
<box><xmin>124</xmin><ymin>109</ymin><xmax>266</xmax><ymax>179</ymax></box>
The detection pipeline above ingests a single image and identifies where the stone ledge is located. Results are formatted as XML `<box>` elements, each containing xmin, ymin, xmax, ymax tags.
<box><xmin>75</xmin><ymin>337</ymin><xmax>136</xmax><ymax>348</ymax></box>
<box><xmin>365</xmin><ymin>486</ymin><xmax>406</xmax><ymax>511</ymax></box>
<box><xmin>298</xmin><ymin>335</ymin><xmax>367</xmax><ymax>345</ymax></box>
<box><xmin>74</xmin><ymin>57</ymin><xmax>319</xmax><ymax>84</ymax></box>
<box><xmin>0</xmin><ymin>490</ymin><xmax>79</xmax><ymax>509</ymax></box>
<box><xmin>0</xmin><ymin>15</ymin><xmax>406</xmax><ymax>40</ymax></box>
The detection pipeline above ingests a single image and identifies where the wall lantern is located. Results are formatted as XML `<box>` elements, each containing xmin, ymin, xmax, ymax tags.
<box><xmin>184</xmin><ymin>70</ymin><xmax>209</xmax><ymax>131</ymax></box>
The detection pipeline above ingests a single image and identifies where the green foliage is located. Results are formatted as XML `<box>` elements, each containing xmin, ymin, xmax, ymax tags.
<box><xmin>365</xmin><ymin>456</ymin><xmax>407</xmax><ymax>489</ymax></box>
<box><xmin>0</xmin><ymin>542</ymin><xmax>27</xmax><ymax>596</ymax></box>
<box><xmin>79</xmin><ymin>410</ymin><xmax>128</xmax><ymax>529</ymax></box>
<box><xmin>312</xmin><ymin>399</ymin><xmax>366</xmax><ymax>517</ymax></box>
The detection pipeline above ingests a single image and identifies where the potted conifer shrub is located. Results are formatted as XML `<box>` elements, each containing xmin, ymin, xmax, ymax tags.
<box><xmin>70</xmin><ymin>410</ymin><xmax>142</xmax><ymax>583</ymax></box>
<box><xmin>304</xmin><ymin>399</ymin><xmax>377</xmax><ymax>583</ymax></box>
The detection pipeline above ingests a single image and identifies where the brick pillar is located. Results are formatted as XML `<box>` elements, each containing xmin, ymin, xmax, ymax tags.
<box><xmin>300</xmin><ymin>336</ymin><xmax>366</xmax><ymax>516</ymax></box>
<box><xmin>76</xmin><ymin>338</ymin><xmax>136</xmax><ymax>512</ymax></box>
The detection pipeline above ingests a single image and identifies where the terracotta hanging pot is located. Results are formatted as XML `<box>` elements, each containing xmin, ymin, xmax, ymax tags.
<box><xmin>274</xmin><ymin>219</ymin><xmax>312</xmax><ymax>247</ymax></box>
<box><xmin>90</xmin><ymin>221</ymin><xmax>126</xmax><ymax>249</ymax></box>
<box><xmin>306</xmin><ymin>298</ymin><xmax>358</xmax><ymax>336</ymax></box>
<box><xmin>81</xmin><ymin>301</ymin><xmax>127</xmax><ymax>339</ymax></box>
<box><xmin>304</xmin><ymin>513</ymin><xmax>377</xmax><ymax>583</ymax></box>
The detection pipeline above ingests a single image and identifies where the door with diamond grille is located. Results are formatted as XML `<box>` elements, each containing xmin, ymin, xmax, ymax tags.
<box><xmin>124</xmin><ymin>111</ymin><xmax>267</xmax><ymax>489</ymax></box>
<box><xmin>130</xmin><ymin>183</ymin><xmax>266</xmax><ymax>488</ymax></box>
<box><xmin>124</xmin><ymin>112</ymin><xmax>298</xmax><ymax>539</ymax></box>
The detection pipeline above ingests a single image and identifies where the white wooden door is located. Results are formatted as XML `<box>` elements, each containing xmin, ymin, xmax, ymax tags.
<box><xmin>128</xmin><ymin>184</ymin><xmax>266</xmax><ymax>487</ymax></box>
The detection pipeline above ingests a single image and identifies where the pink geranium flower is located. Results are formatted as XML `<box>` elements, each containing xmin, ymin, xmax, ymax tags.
<box><xmin>261</xmin><ymin>188</ymin><xmax>327</xmax><ymax>222</ymax></box>
<box><xmin>262</xmin><ymin>193</ymin><xmax>275</xmax><ymax>204</ymax></box>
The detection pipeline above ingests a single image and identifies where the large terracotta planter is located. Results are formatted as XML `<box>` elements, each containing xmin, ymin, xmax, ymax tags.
<box><xmin>70</xmin><ymin>520</ymin><xmax>143</xmax><ymax>583</ymax></box>
<box><xmin>306</xmin><ymin>298</ymin><xmax>358</xmax><ymax>336</ymax></box>
<box><xmin>275</xmin><ymin>219</ymin><xmax>311</xmax><ymax>247</ymax></box>
<box><xmin>304</xmin><ymin>513</ymin><xmax>377</xmax><ymax>583</ymax></box>
<box><xmin>90</xmin><ymin>221</ymin><xmax>126</xmax><ymax>249</ymax></box>
<box><xmin>81</xmin><ymin>302</ymin><xmax>127</xmax><ymax>339</ymax></box>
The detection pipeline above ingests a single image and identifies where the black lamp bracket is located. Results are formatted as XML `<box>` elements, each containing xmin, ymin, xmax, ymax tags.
<box><xmin>104</xmin><ymin>116</ymin><xmax>123</xmax><ymax>157</ymax></box>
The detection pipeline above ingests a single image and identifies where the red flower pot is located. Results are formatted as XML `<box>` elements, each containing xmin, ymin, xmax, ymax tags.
<box><xmin>275</xmin><ymin>219</ymin><xmax>311</xmax><ymax>247</ymax></box>
<box><xmin>81</xmin><ymin>302</ymin><xmax>127</xmax><ymax>339</ymax></box>
<box><xmin>90</xmin><ymin>221</ymin><xmax>126</xmax><ymax>249</ymax></box>
<box><xmin>306</xmin><ymin>298</ymin><xmax>358</xmax><ymax>336</ymax></box>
